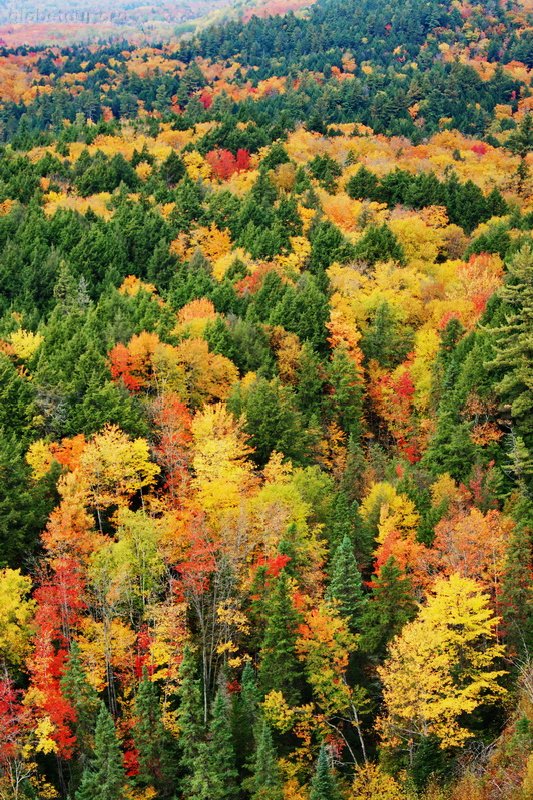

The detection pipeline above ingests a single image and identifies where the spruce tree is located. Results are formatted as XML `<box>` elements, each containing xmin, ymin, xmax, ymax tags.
<box><xmin>360</xmin><ymin>557</ymin><xmax>417</xmax><ymax>661</ymax></box>
<box><xmin>259</xmin><ymin>571</ymin><xmax>302</xmax><ymax>705</ymax></box>
<box><xmin>327</xmin><ymin>346</ymin><xmax>363</xmax><ymax>440</ymax></box>
<box><xmin>487</xmin><ymin>246</ymin><xmax>533</xmax><ymax>487</ymax></box>
<box><xmin>176</xmin><ymin>646</ymin><xmax>204</xmax><ymax>774</ymax></box>
<box><xmin>309</xmin><ymin>746</ymin><xmax>338</xmax><ymax>800</ymax></box>
<box><xmin>249</xmin><ymin>718</ymin><xmax>283</xmax><ymax>800</ymax></box>
<box><xmin>61</xmin><ymin>642</ymin><xmax>99</xmax><ymax>761</ymax></box>
<box><xmin>132</xmin><ymin>671</ymin><xmax>173</xmax><ymax>795</ymax></box>
<box><xmin>190</xmin><ymin>688</ymin><xmax>238</xmax><ymax>800</ymax></box>
<box><xmin>75</xmin><ymin>703</ymin><xmax>126</xmax><ymax>800</ymax></box>
<box><xmin>501</xmin><ymin>496</ymin><xmax>533</xmax><ymax>658</ymax></box>
<box><xmin>233</xmin><ymin>662</ymin><xmax>260</xmax><ymax>773</ymax></box>
<box><xmin>326</xmin><ymin>535</ymin><xmax>367</xmax><ymax>633</ymax></box>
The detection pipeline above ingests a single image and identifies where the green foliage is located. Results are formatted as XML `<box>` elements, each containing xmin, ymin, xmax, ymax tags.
<box><xmin>326</xmin><ymin>535</ymin><xmax>367</xmax><ymax>632</ymax></box>
<box><xmin>310</xmin><ymin>746</ymin><xmax>339</xmax><ymax>800</ymax></box>
<box><xmin>75</xmin><ymin>703</ymin><xmax>127</xmax><ymax>800</ymax></box>
<box><xmin>259</xmin><ymin>571</ymin><xmax>303</xmax><ymax>705</ymax></box>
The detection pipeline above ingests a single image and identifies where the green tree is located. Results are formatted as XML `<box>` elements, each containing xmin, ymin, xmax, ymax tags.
<box><xmin>233</xmin><ymin>662</ymin><xmax>260</xmax><ymax>774</ymax></box>
<box><xmin>326</xmin><ymin>535</ymin><xmax>366</xmax><ymax>633</ymax></box>
<box><xmin>190</xmin><ymin>688</ymin><xmax>238</xmax><ymax>800</ymax></box>
<box><xmin>501</xmin><ymin>496</ymin><xmax>533</xmax><ymax>659</ymax></box>
<box><xmin>310</xmin><ymin>746</ymin><xmax>339</xmax><ymax>800</ymax></box>
<box><xmin>133</xmin><ymin>672</ymin><xmax>173</xmax><ymax>794</ymax></box>
<box><xmin>486</xmin><ymin>246</ymin><xmax>533</xmax><ymax>487</ymax></box>
<box><xmin>249</xmin><ymin>718</ymin><xmax>282</xmax><ymax>800</ymax></box>
<box><xmin>61</xmin><ymin>642</ymin><xmax>99</xmax><ymax>764</ymax></box>
<box><xmin>259</xmin><ymin>571</ymin><xmax>302</xmax><ymax>705</ymax></box>
<box><xmin>360</xmin><ymin>557</ymin><xmax>417</xmax><ymax>661</ymax></box>
<box><xmin>75</xmin><ymin>703</ymin><xmax>127</xmax><ymax>800</ymax></box>
<box><xmin>176</xmin><ymin>646</ymin><xmax>205</xmax><ymax>773</ymax></box>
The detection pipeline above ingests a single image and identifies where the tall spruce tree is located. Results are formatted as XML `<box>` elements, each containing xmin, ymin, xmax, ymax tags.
<box><xmin>501</xmin><ymin>496</ymin><xmax>533</xmax><ymax>658</ymax></box>
<box><xmin>75</xmin><ymin>703</ymin><xmax>126</xmax><ymax>800</ymax></box>
<box><xmin>176</xmin><ymin>646</ymin><xmax>204</xmax><ymax>774</ymax></box>
<box><xmin>233</xmin><ymin>662</ymin><xmax>260</xmax><ymax>774</ymax></box>
<box><xmin>132</xmin><ymin>671</ymin><xmax>173</xmax><ymax>795</ymax></box>
<box><xmin>249</xmin><ymin>718</ymin><xmax>283</xmax><ymax>800</ymax></box>
<box><xmin>486</xmin><ymin>245</ymin><xmax>533</xmax><ymax>489</ymax></box>
<box><xmin>360</xmin><ymin>557</ymin><xmax>417</xmax><ymax>661</ymax></box>
<box><xmin>325</xmin><ymin>535</ymin><xmax>367</xmax><ymax>633</ymax></box>
<box><xmin>309</xmin><ymin>746</ymin><xmax>338</xmax><ymax>800</ymax></box>
<box><xmin>259</xmin><ymin>571</ymin><xmax>302</xmax><ymax>705</ymax></box>
<box><xmin>190</xmin><ymin>688</ymin><xmax>238</xmax><ymax>800</ymax></box>
<box><xmin>61</xmin><ymin>642</ymin><xmax>99</xmax><ymax>765</ymax></box>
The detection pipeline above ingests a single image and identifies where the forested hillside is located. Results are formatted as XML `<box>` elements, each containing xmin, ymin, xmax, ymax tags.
<box><xmin>0</xmin><ymin>0</ymin><xmax>532</xmax><ymax>798</ymax></box>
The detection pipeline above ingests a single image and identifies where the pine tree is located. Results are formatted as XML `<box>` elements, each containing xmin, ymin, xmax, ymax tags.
<box><xmin>176</xmin><ymin>646</ymin><xmax>204</xmax><ymax>774</ymax></box>
<box><xmin>249</xmin><ymin>718</ymin><xmax>283</xmax><ymax>800</ymax></box>
<box><xmin>61</xmin><ymin>642</ymin><xmax>99</xmax><ymax>761</ymax></box>
<box><xmin>501</xmin><ymin>496</ymin><xmax>533</xmax><ymax>658</ymax></box>
<box><xmin>259</xmin><ymin>571</ymin><xmax>302</xmax><ymax>705</ymax></box>
<box><xmin>486</xmin><ymin>246</ymin><xmax>533</xmax><ymax>488</ymax></box>
<box><xmin>360</xmin><ymin>557</ymin><xmax>417</xmax><ymax>661</ymax></box>
<box><xmin>326</xmin><ymin>535</ymin><xmax>367</xmax><ymax>633</ymax></box>
<box><xmin>190</xmin><ymin>688</ymin><xmax>238</xmax><ymax>800</ymax></box>
<box><xmin>133</xmin><ymin>671</ymin><xmax>173</xmax><ymax>794</ymax></box>
<box><xmin>309</xmin><ymin>746</ymin><xmax>338</xmax><ymax>800</ymax></box>
<box><xmin>75</xmin><ymin>703</ymin><xmax>127</xmax><ymax>800</ymax></box>
<box><xmin>233</xmin><ymin>662</ymin><xmax>260</xmax><ymax>773</ymax></box>
<box><xmin>327</xmin><ymin>346</ymin><xmax>363</xmax><ymax>440</ymax></box>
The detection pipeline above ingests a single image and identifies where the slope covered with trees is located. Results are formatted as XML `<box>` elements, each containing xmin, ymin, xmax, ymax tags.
<box><xmin>0</xmin><ymin>0</ymin><xmax>532</xmax><ymax>798</ymax></box>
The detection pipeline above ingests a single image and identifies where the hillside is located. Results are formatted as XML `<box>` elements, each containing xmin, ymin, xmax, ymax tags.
<box><xmin>0</xmin><ymin>0</ymin><xmax>532</xmax><ymax>799</ymax></box>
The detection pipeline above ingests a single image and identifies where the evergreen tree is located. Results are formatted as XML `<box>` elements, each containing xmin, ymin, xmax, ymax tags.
<box><xmin>61</xmin><ymin>642</ymin><xmax>99</xmax><ymax>763</ymax></box>
<box><xmin>259</xmin><ymin>571</ymin><xmax>302</xmax><ymax>705</ymax></box>
<box><xmin>160</xmin><ymin>150</ymin><xmax>185</xmax><ymax>185</ymax></box>
<box><xmin>354</xmin><ymin>223</ymin><xmax>405</xmax><ymax>266</ymax></box>
<box><xmin>501</xmin><ymin>496</ymin><xmax>533</xmax><ymax>659</ymax></box>
<box><xmin>233</xmin><ymin>662</ymin><xmax>260</xmax><ymax>773</ymax></box>
<box><xmin>327</xmin><ymin>346</ymin><xmax>363</xmax><ymax>440</ymax></box>
<box><xmin>75</xmin><ymin>703</ymin><xmax>127</xmax><ymax>800</ymax></box>
<box><xmin>176</xmin><ymin>646</ymin><xmax>204</xmax><ymax>774</ymax></box>
<box><xmin>360</xmin><ymin>557</ymin><xmax>417</xmax><ymax>661</ymax></box>
<box><xmin>309</xmin><ymin>746</ymin><xmax>338</xmax><ymax>800</ymax></box>
<box><xmin>487</xmin><ymin>246</ymin><xmax>533</xmax><ymax>488</ymax></box>
<box><xmin>132</xmin><ymin>671</ymin><xmax>173</xmax><ymax>795</ymax></box>
<box><xmin>325</xmin><ymin>535</ymin><xmax>366</xmax><ymax>633</ymax></box>
<box><xmin>190</xmin><ymin>688</ymin><xmax>238</xmax><ymax>800</ymax></box>
<box><xmin>249</xmin><ymin>718</ymin><xmax>283</xmax><ymax>800</ymax></box>
<box><xmin>345</xmin><ymin>166</ymin><xmax>380</xmax><ymax>200</ymax></box>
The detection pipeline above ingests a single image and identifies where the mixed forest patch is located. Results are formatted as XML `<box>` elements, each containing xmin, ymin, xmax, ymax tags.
<box><xmin>0</xmin><ymin>0</ymin><xmax>532</xmax><ymax>798</ymax></box>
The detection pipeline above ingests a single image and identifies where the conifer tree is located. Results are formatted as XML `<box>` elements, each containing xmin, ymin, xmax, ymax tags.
<box><xmin>501</xmin><ymin>497</ymin><xmax>533</xmax><ymax>658</ymax></box>
<box><xmin>360</xmin><ymin>557</ymin><xmax>417</xmax><ymax>661</ymax></box>
<box><xmin>487</xmin><ymin>245</ymin><xmax>533</xmax><ymax>487</ymax></box>
<box><xmin>327</xmin><ymin>346</ymin><xmax>363</xmax><ymax>440</ymax></box>
<box><xmin>233</xmin><ymin>662</ymin><xmax>260</xmax><ymax>773</ymax></box>
<box><xmin>326</xmin><ymin>535</ymin><xmax>367</xmax><ymax>633</ymax></box>
<box><xmin>176</xmin><ymin>646</ymin><xmax>204</xmax><ymax>774</ymax></box>
<box><xmin>132</xmin><ymin>671</ymin><xmax>173</xmax><ymax>794</ymax></box>
<box><xmin>249</xmin><ymin>718</ymin><xmax>283</xmax><ymax>800</ymax></box>
<box><xmin>61</xmin><ymin>641</ymin><xmax>99</xmax><ymax>760</ymax></box>
<box><xmin>75</xmin><ymin>703</ymin><xmax>127</xmax><ymax>800</ymax></box>
<box><xmin>259</xmin><ymin>571</ymin><xmax>302</xmax><ymax>705</ymax></box>
<box><xmin>310</xmin><ymin>746</ymin><xmax>338</xmax><ymax>800</ymax></box>
<box><xmin>190</xmin><ymin>688</ymin><xmax>238</xmax><ymax>800</ymax></box>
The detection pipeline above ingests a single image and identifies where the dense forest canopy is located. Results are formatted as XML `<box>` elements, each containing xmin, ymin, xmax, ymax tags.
<box><xmin>0</xmin><ymin>0</ymin><xmax>532</xmax><ymax>798</ymax></box>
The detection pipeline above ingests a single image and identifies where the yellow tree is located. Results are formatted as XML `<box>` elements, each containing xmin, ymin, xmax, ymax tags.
<box><xmin>378</xmin><ymin>574</ymin><xmax>506</xmax><ymax>757</ymax></box>
<box><xmin>191</xmin><ymin>403</ymin><xmax>255</xmax><ymax>523</ymax></box>
<box><xmin>0</xmin><ymin>569</ymin><xmax>35</xmax><ymax>668</ymax></box>
<box><xmin>79</xmin><ymin>425</ymin><xmax>160</xmax><ymax>527</ymax></box>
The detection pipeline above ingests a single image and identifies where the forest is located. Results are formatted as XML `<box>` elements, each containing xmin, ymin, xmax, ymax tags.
<box><xmin>0</xmin><ymin>0</ymin><xmax>532</xmax><ymax>797</ymax></box>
